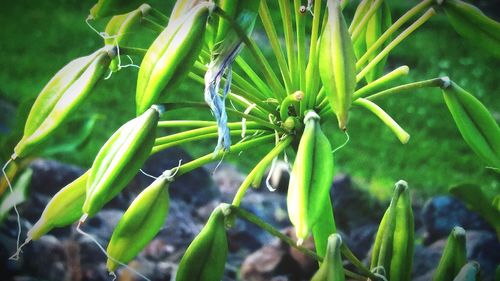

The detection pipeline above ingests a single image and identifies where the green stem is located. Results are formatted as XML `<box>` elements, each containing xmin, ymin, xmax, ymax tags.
<box><xmin>350</xmin><ymin>0</ymin><xmax>384</xmax><ymax>42</ymax></box>
<box><xmin>235</xmin><ymin>56</ymin><xmax>274</xmax><ymax>98</ymax></box>
<box><xmin>305</xmin><ymin>0</ymin><xmax>323</xmax><ymax>110</ymax></box>
<box><xmin>155</xmin><ymin>122</ymin><xmax>266</xmax><ymax>145</ymax></box>
<box><xmin>232</xmin><ymin>136</ymin><xmax>292</xmax><ymax>206</ymax></box>
<box><xmin>356</xmin><ymin>0</ymin><xmax>434</xmax><ymax>69</ymax></box>
<box><xmin>176</xmin><ymin>134</ymin><xmax>275</xmax><ymax>176</ymax></box>
<box><xmin>213</xmin><ymin>7</ymin><xmax>286</xmax><ymax>100</ymax></box>
<box><xmin>159</xmin><ymin>102</ymin><xmax>285</xmax><ymax>133</ymax></box>
<box><xmin>353</xmin><ymin>98</ymin><xmax>410</xmax><ymax>144</ymax></box>
<box><xmin>118</xmin><ymin>46</ymin><xmax>148</xmax><ymax>57</ymax></box>
<box><xmin>280</xmin><ymin>91</ymin><xmax>304</xmax><ymax>121</ymax></box>
<box><xmin>228</xmin><ymin>205</ymin><xmax>321</xmax><ymax>260</ymax></box>
<box><xmin>341</xmin><ymin>244</ymin><xmax>380</xmax><ymax>280</ymax></box>
<box><xmin>366</xmin><ymin>77</ymin><xmax>445</xmax><ymax>100</ymax></box>
<box><xmin>356</xmin><ymin>8</ymin><xmax>436</xmax><ymax>82</ymax></box>
<box><xmin>158</xmin><ymin>120</ymin><xmax>256</xmax><ymax>128</ymax></box>
<box><xmin>353</xmin><ymin>65</ymin><xmax>410</xmax><ymax>100</ymax></box>
<box><xmin>294</xmin><ymin>0</ymin><xmax>307</xmax><ymax>115</ymax></box>
<box><xmin>151</xmin><ymin>129</ymin><xmax>263</xmax><ymax>155</ymax></box>
<box><xmin>227</xmin><ymin>93</ymin><xmax>269</xmax><ymax>120</ymax></box>
<box><xmin>259</xmin><ymin>0</ymin><xmax>292</xmax><ymax>93</ymax></box>
<box><xmin>279</xmin><ymin>0</ymin><xmax>298</xmax><ymax>90</ymax></box>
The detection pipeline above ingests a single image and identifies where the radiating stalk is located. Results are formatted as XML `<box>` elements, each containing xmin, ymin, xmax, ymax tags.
<box><xmin>366</xmin><ymin>77</ymin><xmax>445</xmax><ymax>100</ymax></box>
<box><xmin>356</xmin><ymin>8</ymin><xmax>436</xmax><ymax>82</ymax></box>
<box><xmin>279</xmin><ymin>0</ymin><xmax>298</xmax><ymax>90</ymax></box>
<box><xmin>294</xmin><ymin>0</ymin><xmax>307</xmax><ymax>115</ymax></box>
<box><xmin>353</xmin><ymin>65</ymin><xmax>410</xmax><ymax>99</ymax></box>
<box><xmin>305</xmin><ymin>0</ymin><xmax>323</xmax><ymax>109</ymax></box>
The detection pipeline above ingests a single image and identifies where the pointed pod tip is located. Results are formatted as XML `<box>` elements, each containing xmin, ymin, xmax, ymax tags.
<box><xmin>452</xmin><ymin>226</ymin><xmax>466</xmax><ymax>238</ymax></box>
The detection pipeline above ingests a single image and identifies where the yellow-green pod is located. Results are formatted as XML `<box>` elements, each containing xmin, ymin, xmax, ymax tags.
<box><xmin>432</xmin><ymin>226</ymin><xmax>467</xmax><ymax>281</ymax></box>
<box><xmin>442</xmin><ymin>0</ymin><xmax>500</xmax><ymax>58</ymax></box>
<box><xmin>364</xmin><ymin>1</ymin><xmax>392</xmax><ymax>83</ymax></box>
<box><xmin>13</xmin><ymin>49</ymin><xmax>111</xmax><ymax>159</ymax></box>
<box><xmin>136</xmin><ymin>3</ymin><xmax>212</xmax><ymax>115</ymax></box>
<box><xmin>27</xmin><ymin>171</ymin><xmax>89</xmax><ymax>241</ymax></box>
<box><xmin>176</xmin><ymin>206</ymin><xmax>228</xmax><ymax>281</ymax></box>
<box><xmin>370</xmin><ymin>180</ymin><xmax>414</xmax><ymax>281</ymax></box>
<box><xmin>106</xmin><ymin>174</ymin><xmax>170</xmax><ymax>271</ymax></box>
<box><xmin>103</xmin><ymin>4</ymin><xmax>151</xmax><ymax>47</ymax></box>
<box><xmin>287</xmin><ymin>111</ymin><xmax>334</xmax><ymax>242</ymax></box>
<box><xmin>442</xmin><ymin>80</ymin><xmax>500</xmax><ymax>169</ymax></box>
<box><xmin>83</xmin><ymin>106</ymin><xmax>160</xmax><ymax>217</ymax></box>
<box><xmin>319</xmin><ymin>0</ymin><xmax>357</xmax><ymax>130</ymax></box>
<box><xmin>89</xmin><ymin>0</ymin><xmax>142</xmax><ymax>20</ymax></box>
<box><xmin>170</xmin><ymin>0</ymin><xmax>206</xmax><ymax>21</ymax></box>
<box><xmin>311</xmin><ymin>233</ymin><xmax>345</xmax><ymax>281</ymax></box>
<box><xmin>453</xmin><ymin>262</ymin><xmax>480</xmax><ymax>281</ymax></box>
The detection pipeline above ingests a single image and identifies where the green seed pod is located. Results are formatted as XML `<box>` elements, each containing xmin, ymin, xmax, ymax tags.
<box><xmin>364</xmin><ymin>1</ymin><xmax>392</xmax><ymax>83</ymax></box>
<box><xmin>432</xmin><ymin>226</ymin><xmax>467</xmax><ymax>281</ymax></box>
<box><xmin>370</xmin><ymin>180</ymin><xmax>414</xmax><ymax>281</ymax></box>
<box><xmin>453</xmin><ymin>262</ymin><xmax>480</xmax><ymax>281</ymax></box>
<box><xmin>319</xmin><ymin>0</ymin><xmax>357</xmax><ymax>130</ymax></box>
<box><xmin>170</xmin><ymin>0</ymin><xmax>206</xmax><ymax>21</ymax></box>
<box><xmin>311</xmin><ymin>233</ymin><xmax>345</xmax><ymax>281</ymax></box>
<box><xmin>442</xmin><ymin>0</ymin><xmax>500</xmax><ymax>58</ymax></box>
<box><xmin>83</xmin><ymin>107</ymin><xmax>160</xmax><ymax>217</ymax></box>
<box><xmin>103</xmin><ymin>4</ymin><xmax>151</xmax><ymax>47</ymax></box>
<box><xmin>89</xmin><ymin>0</ymin><xmax>142</xmax><ymax>20</ymax></box>
<box><xmin>106</xmin><ymin>174</ymin><xmax>170</xmax><ymax>272</ymax></box>
<box><xmin>442</xmin><ymin>79</ymin><xmax>500</xmax><ymax>169</ymax></box>
<box><xmin>287</xmin><ymin>111</ymin><xmax>334</xmax><ymax>242</ymax></box>
<box><xmin>351</xmin><ymin>0</ymin><xmax>371</xmax><ymax>59</ymax></box>
<box><xmin>13</xmin><ymin>49</ymin><xmax>111</xmax><ymax>159</ymax></box>
<box><xmin>27</xmin><ymin>171</ymin><xmax>89</xmax><ymax>241</ymax></box>
<box><xmin>176</xmin><ymin>206</ymin><xmax>228</xmax><ymax>281</ymax></box>
<box><xmin>136</xmin><ymin>3</ymin><xmax>211</xmax><ymax>115</ymax></box>
<box><xmin>214</xmin><ymin>0</ymin><xmax>260</xmax><ymax>46</ymax></box>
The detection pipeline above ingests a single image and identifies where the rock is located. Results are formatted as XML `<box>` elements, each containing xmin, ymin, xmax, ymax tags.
<box><xmin>208</xmin><ymin>163</ymin><xmax>246</xmax><ymax>201</ymax></box>
<box><xmin>465</xmin><ymin>230</ymin><xmax>500</xmax><ymax>281</ymax></box>
<box><xmin>412</xmin><ymin>243</ymin><xmax>444</xmax><ymax>279</ymax></box>
<box><xmin>330</xmin><ymin>174</ymin><xmax>383</xmax><ymax>232</ymax></box>
<box><xmin>347</xmin><ymin>223</ymin><xmax>378</xmax><ymax>259</ymax></box>
<box><xmin>254</xmin><ymin>160</ymin><xmax>291</xmax><ymax>194</ymax></box>
<box><xmin>421</xmin><ymin>196</ymin><xmax>493</xmax><ymax>243</ymax></box>
<box><xmin>22</xmin><ymin>235</ymin><xmax>68</xmax><ymax>281</ymax></box>
<box><xmin>139</xmin><ymin>148</ymin><xmax>219</xmax><ymax>205</ymax></box>
<box><xmin>28</xmin><ymin>159</ymin><xmax>84</xmax><ymax>196</ymax></box>
<box><xmin>82</xmin><ymin>209</ymin><xmax>123</xmax><ymax>241</ymax></box>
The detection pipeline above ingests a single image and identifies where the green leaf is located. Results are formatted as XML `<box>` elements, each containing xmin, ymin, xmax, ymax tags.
<box><xmin>0</xmin><ymin>168</ymin><xmax>33</xmax><ymax>223</ymax></box>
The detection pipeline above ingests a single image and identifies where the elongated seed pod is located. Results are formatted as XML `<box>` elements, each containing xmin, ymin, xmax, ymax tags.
<box><xmin>442</xmin><ymin>0</ymin><xmax>500</xmax><ymax>58</ymax></box>
<box><xmin>104</xmin><ymin>4</ymin><xmax>151</xmax><ymax>47</ymax></box>
<box><xmin>370</xmin><ymin>180</ymin><xmax>414</xmax><ymax>281</ymax></box>
<box><xmin>312</xmin><ymin>199</ymin><xmax>337</xmax><ymax>258</ymax></box>
<box><xmin>311</xmin><ymin>234</ymin><xmax>345</xmax><ymax>281</ymax></box>
<box><xmin>83</xmin><ymin>107</ymin><xmax>160</xmax><ymax>217</ymax></box>
<box><xmin>453</xmin><ymin>262</ymin><xmax>480</xmax><ymax>281</ymax></box>
<box><xmin>287</xmin><ymin>111</ymin><xmax>334</xmax><ymax>242</ymax></box>
<box><xmin>433</xmin><ymin>226</ymin><xmax>467</xmax><ymax>281</ymax></box>
<box><xmin>319</xmin><ymin>0</ymin><xmax>357</xmax><ymax>130</ymax></box>
<box><xmin>136</xmin><ymin>3</ymin><xmax>211</xmax><ymax>115</ymax></box>
<box><xmin>14</xmin><ymin>49</ymin><xmax>111</xmax><ymax>159</ymax></box>
<box><xmin>170</xmin><ymin>0</ymin><xmax>206</xmax><ymax>21</ymax></box>
<box><xmin>89</xmin><ymin>0</ymin><xmax>142</xmax><ymax>20</ymax></box>
<box><xmin>364</xmin><ymin>1</ymin><xmax>391</xmax><ymax>83</ymax></box>
<box><xmin>106</xmin><ymin>174</ymin><xmax>170</xmax><ymax>271</ymax></box>
<box><xmin>27</xmin><ymin>171</ymin><xmax>89</xmax><ymax>241</ymax></box>
<box><xmin>176</xmin><ymin>206</ymin><xmax>228</xmax><ymax>281</ymax></box>
<box><xmin>442</xmin><ymin>80</ymin><xmax>500</xmax><ymax>169</ymax></box>
<box><xmin>352</xmin><ymin>0</ymin><xmax>371</xmax><ymax>59</ymax></box>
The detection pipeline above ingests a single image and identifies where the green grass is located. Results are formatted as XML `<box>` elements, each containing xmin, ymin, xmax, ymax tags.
<box><xmin>0</xmin><ymin>0</ymin><xmax>498</xmax><ymax>200</ymax></box>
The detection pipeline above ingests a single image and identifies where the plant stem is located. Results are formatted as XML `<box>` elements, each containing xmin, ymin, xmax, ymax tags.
<box><xmin>350</xmin><ymin>0</ymin><xmax>384</xmax><ymax>42</ymax></box>
<box><xmin>175</xmin><ymin>134</ymin><xmax>275</xmax><ymax>176</ymax></box>
<box><xmin>356</xmin><ymin>8</ymin><xmax>436</xmax><ymax>82</ymax></box>
<box><xmin>228</xmin><ymin>205</ymin><xmax>321</xmax><ymax>261</ymax></box>
<box><xmin>305</xmin><ymin>0</ymin><xmax>323</xmax><ymax>110</ymax></box>
<box><xmin>158</xmin><ymin>120</ymin><xmax>258</xmax><ymax>128</ymax></box>
<box><xmin>259</xmin><ymin>0</ymin><xmax>292</xmax><ymax>93</ymax></box>
<box><xmin>235</xmin><ymin>56</ymin><xmax>274</xmax><ymax>98</ymax></box>
<box><xmin>279</xmin><ymin>0</ymin><xmax>298</xmax><ymax>90</ymax></box>
<box><xmin>213</xmin><ymin>7</ymin><xmax>286</xmax><ymax>100</ymax></box>
<box><xmin>356</xmin><ymin>0</ymin><xmax>434</xmax><ymax>69</ymax></box>
<box><xmin>232</xmin><ymin>136</ymin><xmax>292</xmax><ymax>206</ymax></box>
<box><xmin>159</xmin><ymin>102</ymin><xmax>285</xmax><ymax>133</ymax></box>
<box><xmin>353</xmin><ymin>98</ymin><xmax>410</xmax><ymax>144</ymax></box>
<box><xmin>294</xmin><ymin>0</ymin><xmax>307</xmax><ymax>115</ymax></box>
<box><xmin>280</xmin><ymin>91</ymin><xmax>304</xmax><ymax>121</ymax></box>
<box><xmin>155</xmin><ymin>123</ymin><xmax>265</xmax><ymax>145</ymax></box>
<box><xmin>353</xmin><ymin>65</ymin><xmax>410</xmax><ymax>100</ymax></box>
<box><xmin>149</xmin><ymin>7</ymin><xmax>169</xmax><ymax>24</ymax></box>
<box><xmin>341</xmin><ymin>244</ymin><xmax>380</xmax><ymax>280</ymax></box>
<box><xmin>365</xmin><ymin>77</ymin><xmax>445</xmax><ymax>100</ymax></box>
<box><xmin>151</xmin><ymin>129</ymin><xmax>263</xmax><ymax>155</ymax></box>
<box><xmin>118</xmin><ymin>46</ymin><xmax>148</xmax><ymax>57</ymax></box>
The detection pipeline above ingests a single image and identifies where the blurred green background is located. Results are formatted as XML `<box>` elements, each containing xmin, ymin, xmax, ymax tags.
<box><xmin>0</xmin><ymin>0</ymin><xmax>498</xmax><ymax>200</ymax></box>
